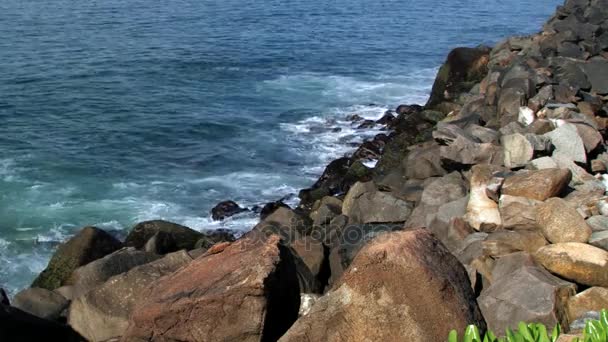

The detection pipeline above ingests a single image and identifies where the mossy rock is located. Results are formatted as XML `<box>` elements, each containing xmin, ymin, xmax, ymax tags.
<box><xmin>32</xmin><ymin>227</ymin><xmax>123</xmax><ymax>290</ymax></box>
<box><xmin>124</xmin><ymin>220</ymin><xmax>204</xmax><ymax>252</ymax></box>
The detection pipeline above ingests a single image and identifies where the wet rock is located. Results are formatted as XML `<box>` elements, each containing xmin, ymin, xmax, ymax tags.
<box><xmin>479</xmin><ymin>253</ymin><xmax>575</xmax><ymax>334</ymax></box>
<box><xmin>535</xmin><ymin>243</ymin><xmax>608</xmax><ymax>287</ymax></box>
<box><xmin>499</xmin><ymin>195</ymin><xmax>541</xmax><ymax>230</ymax></box>
<box><xmin>537</xmin><ymin>198</ymin><xmax>592</xmax><ymax>244</ymax></box>
<box><xmin>68</xmin><ymin>250</ymin><xmax>193</xmax><ymax>342</ymax></box>
<box><xmin>0</xmin><ymin>288</ymin><xmax>8</xmax><ymax>306</ymax></box>
<box><xmin>567</xmin><ymin>287</ymin><xmax>608</xmax><ymax>323</ymax></box>
<box><xmin>124</xmin><ymin>220</ymin><xmax>203</xmax><ymax>253</ymax></box>
<box><xmin>280</xmin><ymin>229</ymin><xmax>486</xmax><ymax>342</ymax></box>
<box><xmin>466</xmin><ymin>165</ymin><xmax>502</xmax><ymax>232</ymax></box>
<box><xmin>32</xmin><ymin>227</ymin><xmax>123</xmax><ymax>291</ymax></box>
<box><xmin>122</xmin><ymin>236</ymin><xmax>301</xmax><ymax>342</ymax></box>
<box><xmin>501</xmin><ymin>168</ymin><xmax>571</xmax><ymax>201</ymax></box>
<box><xmin>342</xmin><ymin>181</ymin><xmax>413</xmax><ymax>224</ymax></box>
<box><xmin>66</xmin><ymin>247</ymin><xmax>160</xmax><ymax>298</ymax></box>
<box><xmin>426</xmin><ymin>46</ymin><xmax>491</xmax><ymax>113</ymax></box>
<box><xmin>298</xmin><ymin>157</ymin><xmax>351</xmax><ymax>208</ymax></box>
<box><xmin>211</xmin><ymin>200</ymin><xmax>248</xmax><ymax>221</ymax></box>
<box><xmin>12</xmin><ymin>288</ymin><xmax>69</xmax><ymax>321</ymax></box>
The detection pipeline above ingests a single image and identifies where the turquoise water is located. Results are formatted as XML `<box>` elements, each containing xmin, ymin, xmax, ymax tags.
<box><xmin>0</xmin><ymin>0</ymin><xmax>561</xmax><ymax>294</ymax></box>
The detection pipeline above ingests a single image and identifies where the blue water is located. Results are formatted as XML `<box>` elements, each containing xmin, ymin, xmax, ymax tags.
<box><xmin>0</xmin><ymin>0</ymin><xmax>561</xmax><ymax>294</ymax></box>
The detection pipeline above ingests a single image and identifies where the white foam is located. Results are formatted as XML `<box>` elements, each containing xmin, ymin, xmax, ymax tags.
<box><xmin>362</xmin><ymin>159</ymin><xmax>378</xmax><ymax>169</ymax></box>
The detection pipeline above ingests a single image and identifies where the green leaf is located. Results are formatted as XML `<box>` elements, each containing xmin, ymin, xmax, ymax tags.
<box><xmin>535</xmin><ymin>324</ymin><xmax>550</xmax><ymax>342</ymax></box>
<box><xmin>448</xmin><ymin>330</ymin><xmax>459</xmax><ymax>342</ymax></box>
<box><xmin>551</xmin><ymin>324</ymin><xmax>561</xmax><ymax>342</ymax></box>
<box><xmin>518</xmin><ymin>322</ymin><xmax>534</xmax><ymax>342</ymax></box>
<box><xmin>465</xmin><ymin>325</ymin><xmax>481</xmax><ymax>342</ymax></box>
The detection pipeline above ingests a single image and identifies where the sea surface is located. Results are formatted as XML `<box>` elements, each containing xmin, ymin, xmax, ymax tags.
<box><xmin>0</xmin><ymin>0</ymin><xmax>561</xmax><ymax>294</ymax></box>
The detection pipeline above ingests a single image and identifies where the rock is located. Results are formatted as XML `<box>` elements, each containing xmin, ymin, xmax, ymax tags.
<box><xmin>0</xmin><ymin>288</ymin><xmax>8</xmax><ymax>306</ymax></box>
<box><xmin>528</xmin><ymin>156</ymin><xmax>559</xmax><ymax>170</ymax></box>
<box><xmin>518</xmin><ymin>106</ymin><xmax>536</xmax><ymax>126</ymax></box>
<box><xmin>342</xmin><ymin>181</ymin><xmax>412</xmax><ymax>224</ymax></box>
<box><xmin>535</xmin><ymin>243</ymin><xmax>608</xmax><ymax>287</ymax></box>
<box><xmin>327</xmin><ymin>223</ymin><xmax>402</xmax><ymax>287</ymax></box>
<box><xmin>466</xmin><ymin>165</ymin><xmax>502</xmax><ymax>232</ymax></box>
<box><xmin>376</xmin><ymin>112</ymin><xmax>395</xmax><ymax>125</ymax></box>
<box><xmin>426</xmin><ymin>46</ymin><xmax>491</xmax><ymax>113</ymax></box>
<box><xmin>66</xmin><ymin>247</ymin><xmax>160</xmax><ymax>298</ymax></box>
<box><xmin>537</xmin><ymin>198</ymin><xmax>592</xmax><ymax>244</ymax></box>
<box><xmin>479</xmin><ymin>254</ymin><xmax>575</xmax><ymax>334</ymax></box>
<box><xmin>498</xmin><ymin>87</ymin><xmax>527</xmax><ymax>126</ymax></box>
<box><xmin>587</xmin><ymin>216</ymin><xmax>608</xmax><ymax>232</ymax></box>
<box><xmin>310</xmin><ymin>196</ymin><xmax>342</xmax><ymax>226</ymax></box>
<box><xmin>501</xmin><ymin>168</ymin><xmax>571</xmax><ymax>201</ymax></box>
<box><xmin>122</xmin><ymin>236</ymin><xmax>301</xmax><ymax>342</ymax></box>
<box><xmin>482</xmin><ymin>230</ymin><xmax>548</xmax><ymax>257</ymax></box>
<box><xmin>248</xmin><ymin>207</ymin><xmax>312</xmax><ymax>243</ymax></box>
<box><xmin>404</xmin><ymin>141</ymin><xmax>447</xmax><ymax>179</ymax></box>
<box><xmin>211</xmin><ymin>200</ymin><xmax>248</xmax><ymax>221</ymax></box>
<box><xmin>572</xmin><ymin>122</ymin><xmax>603</xmax><ymax>153</ymax></box>
<box><xmin>299</xmin><ymin>294</ymin><xmax>320</xmax><ymax>317</ymax></box>
<box><xmin>420</xmin><ymin>172</ymin><xmax>468</xmax><ymax>206</ymax></box>
<box><xmin>466</xmin><ymin>124</ymin><xmax>500</xmax><ymax>144</ymax></box>
<box><xmin>12</xmin><ymin>288</ymin><xmax>69</xmax><ymax>321</ymax></box>
<box><xmin>32</xmin><ymin>227</ymin><xmax>123</xmax><ymax>290</ymax></box>
<box><xmin>279</xmin><ymin>229</ymin><xmax>486</xmax><ymax>342</ymax></box>
<box><xmin>298</xmin><ymin>157</ymin><xmax>351</xmax><ymax>208</ymax></box>
<box><xmin>439</xmin><ymin>135</ymin><xmax>502</xmax><ymax>168</ymax></box>
<box><xmin>124</xmin><ymin>220</ymin><xmax>203</xmax><ymax>253</ymax></box>
<box><xmin>427</xmin><ymin>196</ymin><xmax>470</xmax><ymax>251</ymax></box>
<box><xmin>582</xmin><ymin>59</ymin><xmax>608</xmax><ymax>95</ymax></box>
<box><xmin>291</xmin><ymin>236</ymin><xmax>328</xmax><ymax>290</ymax></box>
<box><xmin>499</xmin><ymin>195</ymin><xmax>542</xmax><ymax>230</ymax></box>
<box><xmin>259</xmin><ymin>200</ymin><xmax>290</xmax><ymax>220</ymax></box>
<box><xmin>589</xmin><ymin>231</ymin><xmax>608</xmax><ymax>251</ymax></box>
<box><xmin>502</xmin><ymin>133</ymin><xmax>534</xmax><ymax>168</ymax></box>
<box><xmin>529</xmin><ymin>85</ymin><xmax>554</xmax><ymax>112</ymax></box>
<box><xmin>68</xmin><ymin>250</ymin><xmax>193</xmax><ymax>342</ymax></box>
<box><xmin>544</xmin><ymin>123</ymin><xmax>587</xmax><ymax>164</ymax></box>
<box><xmin>567</xmin><ymin>287</ymin><xmax>608</xmax><ymax>323</ymax></box>
<box><xmin>0</xmin><ymin>304</ymin><xmax>82</xmax><ymax>341</ymax></box>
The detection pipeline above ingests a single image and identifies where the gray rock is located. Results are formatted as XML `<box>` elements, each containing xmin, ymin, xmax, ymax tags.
<box><xmin>502</xmin><ymin>133</ymin><xmax>534</xmax><ymax>168</ymax></box>
<box><xmin>342</xmin><ymin>182</ymin><xmax>413</xmax><ymax>224</ymax></box>
<box><xmin>499</xmin><ymin>195</ymin><xmax>542</xmax><ymax>230</ymax></box>
<box><xmin>12</xmin><ymin>288</ymin><xmax>69</xmax><ymax>321</ymax></box>
<box><xmin>583</xmin><ymin>58</ymin><xmax>608</xmax><ymax>95</ymax></box>
<box><xmin>440</xmin><ymin>135</ymin><xmax>503</xmax><ymax>167</ymax></box>
<box><xmin>587</xmin><ymin>216</ymin><xmax>608</xmax><ymax>232</ymax></box>
<box><xmin>67</xmin><ymin>247</ymin><xmax>160</xmax><ymax>298</ymax></box>
<box><xmin>589</xmin><ymin>231</ymin><xmax>608</xmax><ymax>251</ymax></box>
<box><xmin>544</xmin><ymin>123</ymin><xmax>587</xmax><ymax>164</ymax></box>
<box><xmin>124</xmin><ymin>220</ymin><xmax>204</xmax><ymax>253</ymax></box>
<box><xmin>404</xmin><ymin>141</ymin><xmax>446</xmax><ymax>180</ymax></box>
<box><xmin>527</xmin><ymin>156</ymin><xmax>559</xmax><ymax>170</ymax></box>
<box><xmin>310</xmin><ymin>196</ymin><xmax>342</xmax><ymax>226</ymax></box>
<box><xmin>420</xmin><ymin>172</ymin><xmax>467</xmax><ymax>207</ymax></box>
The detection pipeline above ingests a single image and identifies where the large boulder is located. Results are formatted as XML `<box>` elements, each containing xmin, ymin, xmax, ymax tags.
<box><xmin>404</xmin><ymin>141</ymin><xmax>447</xmax><ymax>179</ymax></box>
<box><xmin>535</xmin><ymin>243</ymin><xmax>608</xmax><ymax>287</ymax></box>
<box><xmin>68</xmin><ymin>250</ymin><xmax>193</xmax><ymax>342</ymax></box>
<box><xmin>309</xmin><ymin>196</ymin><xmax>342</xmax><ymax>226</ymax></box>
<box><xmin>32</xmin><ymin>227</ymin><xmax>123</xmax><ymax>290</ymax></box>
<box><xmin>502</xmin><ymin>133</ymin><xmax>535</xmax><ymax>168</ymax></box>
<box><xmin>544</xmin><ymin>123</ymin><xmax>587</xmax><ymax>164</ymax></box>
<box><xmin>124</xmin><ymin>220</ymin><xmax>204</xmax><ymax>253</ymax></box>
<box><xmin>537</xmin><ymin>198</ymin><xmax>592</xmax><ymax>243</ymax></box>
<box><xmin>0</xmin><ymin>304</ymin><xmax>82</xmax><ymax>341</ymax></box>
<box><xmin>426</xmin><ymin>46</ymin><xmax>491</xmax><ymax>113</ymax></box>
<box><xmin>479</xmin><ymin>253</ymin><xmax>575</xmax><ymax>334</ymax></box>
<box><xmin>66</xmin><ymin>247</ymin><xmax>160</xmax><ymax>298</ymax></box>
<box><xmin>279</xmin><ymin>229</ymin><xmax>486</xmax><ymax>342</ymax></box>
<box><xmin>342</xmin><ymin>181</ymin><xmax>412</xmax><ymax>224</ymax></box>
<box><xmin>12</xmin><ymin>288</ymin><xmax>69</xmax><ymax>321</ymax></box>
<box><xmin>122</xmin><ymin>236</ymin><xmax>301</xmax><ymax>342</ymax></box>
<box><xmin>247</xmin><ymin>207</ymin><xmax>312</xmax><ymax>243</ymax></box>
<box><xmin>501</xmin><ymin>168</ymin><xmax>571</xmax><ymax>201</ymax></box>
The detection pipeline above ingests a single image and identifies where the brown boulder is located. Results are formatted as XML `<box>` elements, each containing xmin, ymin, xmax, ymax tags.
<box><xmin>537</xmin><ymin>198</ymin><xmax>592</xmax><ymax>243</ymax></box>
<box><xmin>501</xmin><ymin>168</ymin><xmax>572</xmax><ymax>201</ymax></box>
<box><xmin>567</xmin><ymin>287</ymin><xmax>608</xmax><ymax>323</ymax></box>
<box><xmin>32</xmin><ymin>227</ymin><xmax>123</xmax><ymax>290</ymax></box>
<box><xmin>535</xmin><ymin>243</ymin><xmax>608</xmax><ymax>287</ymax></box>
<box><xmin>279</xmin><ymin>229</ymin><xmax>486</xmax><ymax>342</ymax></box>
<box><xmin>342</xmin><ymin>182</ymin><xmax>412</xmax><ymax>224</ymax></box>
<box><xmin>499</xmin><ymin>195</ymin><xmax>541</xmax><ymax>230</ymax></box>
<box><xmin>12</xmin><ymin>288</ymin><xmax>69</xmax><ymax>321</ymax></box>
<box><xmin>122</xmin><ymin>236</ymin><xmax>301</xmax><ymax>342</ymax></box>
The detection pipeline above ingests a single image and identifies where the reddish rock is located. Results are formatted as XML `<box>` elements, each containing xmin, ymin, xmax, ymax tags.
<box><xmin>501</xmin><ymin>168</ymin><xmax>572</xmax><ymax>201</ymax></box>
<box><xmin>122</xmin><ymin>235</ymin><xmax>301</xmax><ymax>342</ymax></box>
<box><xmin>279</xmin><ymin>229</ymin><xmax>485</xmax><ymax>342</ymax></box>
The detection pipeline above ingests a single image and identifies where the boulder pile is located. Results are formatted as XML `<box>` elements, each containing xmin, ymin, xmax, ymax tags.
<box><xmin>2</xmin><ymin>0</ymin><xmax>608</xmax><ymax>340</ymax></box>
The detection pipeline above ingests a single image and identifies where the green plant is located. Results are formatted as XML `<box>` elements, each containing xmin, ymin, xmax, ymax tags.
<box><xmin>447</xmin><ymin>322</ymin><xmax>560</xmax><ymax>342</ymax></box>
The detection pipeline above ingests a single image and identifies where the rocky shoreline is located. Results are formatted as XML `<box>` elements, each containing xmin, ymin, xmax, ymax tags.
<box><xmin>3</xmin><ymin>0</ymin><xmax>608</xmax><ymax>340</ymax></box>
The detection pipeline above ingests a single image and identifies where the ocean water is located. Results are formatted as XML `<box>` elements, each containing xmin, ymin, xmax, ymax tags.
<box><xmin>0</xmin><ymin>0</ymin><xmax>561</xmax><ymax>295</ymax></box>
